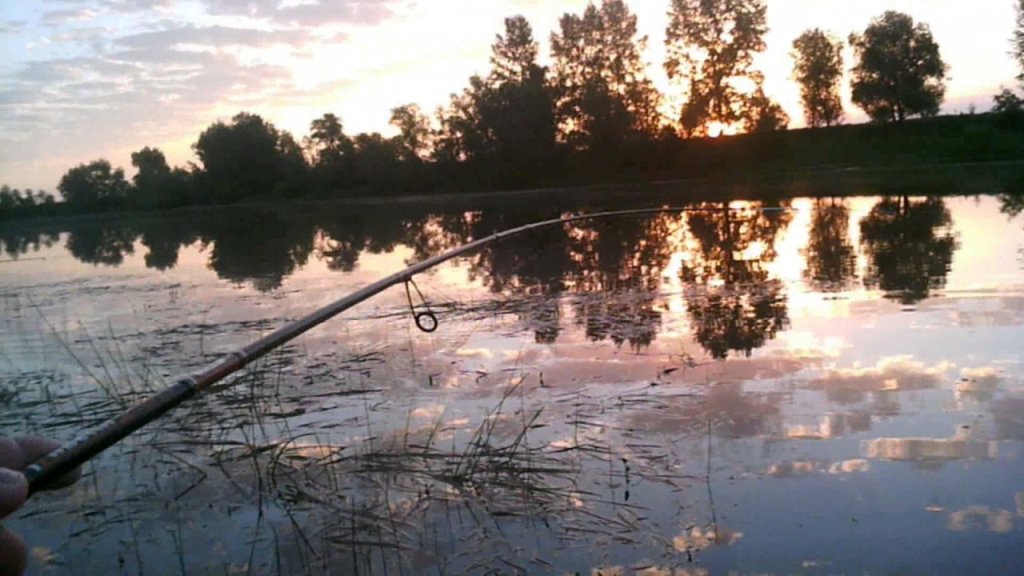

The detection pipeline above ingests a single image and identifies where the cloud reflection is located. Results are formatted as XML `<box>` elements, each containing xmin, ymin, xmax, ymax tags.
<box><xmin>947</xmin><ymin>506</ymin><xmax>1016</xmax><ymax>533</ymax></box>
<box><xmin>862</xmin><ymin>433</ymin><xmax>997</xmax><ymax>466</ymax></box>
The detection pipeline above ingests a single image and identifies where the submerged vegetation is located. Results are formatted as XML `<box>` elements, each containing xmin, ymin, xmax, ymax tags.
<box><xmin>3</xmin><ymin>1</ymin><xmax>1024</xmax><ymax>220</ymax></box>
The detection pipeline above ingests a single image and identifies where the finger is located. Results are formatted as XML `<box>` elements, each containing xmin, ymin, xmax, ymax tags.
<box><xmin>13</xmin><ymin>438</ymin><xmax>81</xmax><ymax>490</ymax></box>
<box><xmin>0</xmin><ymin>469</ymin><xmax>28</xmax><ymax>520</ymax></box>
<box><xmin>0</xmin><ymin>440</ymin><xmax>21</xmax><ymax>471</ymax></box>
<box><xmin>0</xmin><ymin>525</ymin><xmax>27</xmax><ymax>576</ymax></box>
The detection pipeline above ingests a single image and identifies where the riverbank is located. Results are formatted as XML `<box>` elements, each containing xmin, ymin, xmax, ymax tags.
<box><xmin>4</xmin><ymin>111</ymin><xmax>1024</xmax><ymax>226</ymax></box>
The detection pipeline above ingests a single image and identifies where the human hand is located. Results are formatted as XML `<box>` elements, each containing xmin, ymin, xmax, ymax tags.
<box><xmin>0</xmin><ymin>437</ymin><xmax>80</xmax><ymax>576</ymax></box>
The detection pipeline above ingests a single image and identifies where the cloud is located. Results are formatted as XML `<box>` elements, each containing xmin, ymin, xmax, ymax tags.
<box><xmin>1</xmin><ymin>0</ymin><xmax>405</xmax><ymax>188</ymax></box>
<box><xmin>0</xmin><ymin>20</ymin><xmax>26</xmax><ymax>34</ymax></box>
<box><xmin>40</xmin><ymin>8</ymin><xmax>100</xmax><ymax>26</ymax></box>
<box><xmin>117</xmin><ymin>24</ymin><xmax>308</xmax><ymax>50</ymax></box>
<box><xmin>200</xmin><ymin>0</ymin><xmax>395</xmax><ymax>27</ymax></box>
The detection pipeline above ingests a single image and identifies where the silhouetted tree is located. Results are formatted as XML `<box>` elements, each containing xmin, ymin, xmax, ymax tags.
<box><xmin>791</xmin><ymin>29</ymin><xmax>844</xmax><ymax>127</ymax></box>
<box><xmin>435</xmin><ymin>15</ymin><xmax>557</xmax><ymax>184</ymax></box>
<box><xmin>308</xmin><ymin>113</ymin><xmax>350</xmax><ymax>160</ymax></box>
<box><xmin>306</xmin><ymin>112</ymin><xmax>356</xmax><ymax>194</ymax></box>
<box><xmin>131</xmin><ymin>147</ymin><xmax>169</xmax><ymax>188</ymax></box>
<box><xmin>193</xmin><ymin>112</ymin><xmax>307</xmax><ymax>203</ymax></box>
<box><xmin>491</xmin><ymin>15</ymin><xmax>539</xmax><ymax>85</ymax></box>
<box><xmin>849</xmin><ymin>12</ymin><xmax>947</xmax><ymax>122</ymax></box>
<box><xmin>58</xmin><ymin>159</ymin><xmax>130</xmax><ymax>207</ymax></box>
<box><xmin>860</xmin><ymin>196</ymin><xmax>957</xmax><ymax>304</ymax></box>
<box><xmin>129</xmin><ymin>147</ymin><xmax>191</xmax><ymax>209</ymax></box>
<box><xmin>665</xmin><ymin>0</ymin><xmax>777</xmax><ymax>136</ymax></box>
<box><xmin>742</xmin><ymin>85</ymin><xmax>790</xmax><ymax>132</ymax></box>
<box><xmin>390</xmin><ymin>104</ymin><xmax>432</xmax><ymax>161</ymax></box>
<box><xmin>994</xmin><ymin>88</ymin><xmax>1024</xmax><ymax>114</ymax></box>
<box><xmin>1015</xmin><ymin>0</ymin><xmax>1024</xmax><ymax>84</ymax></box>
<box><xmin>804</xmin><ymin>199</ymin><xmax>856</xmax><ymax>291</ymax></box>
<box><xmin>0</xmin><ymin>186</ymin><xmax>19</xmax><ymax>217</ymax></box>
<box><xmin>550</xmin><ymin>1</ymin><xmax>660</xmax><ymax>150</ymax></box>
<box><xmin>350</xmin><ymin>132</ymin><xmax>405</xmax><ymax>191</ymax></box>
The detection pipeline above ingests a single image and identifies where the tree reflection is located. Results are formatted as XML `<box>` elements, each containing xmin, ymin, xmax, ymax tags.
<box><xmin>0</xmin><ymin>227</ymin><xmax>60</xmax><ymax>259</ymax></box>
<box><xmin>464</xmin><ymin>208</ymin><xmax>571</xmax><ymax>343</ymax></box>
<box><xmin>565</xmin><ymin>214</ymin><xmax>680</xmax><ymax>350</ymax></box>
<box><xmin>804</xmin><ymin>198</ymin><xmax>856</xmax><ymax>291</ymax></box>
<box><xmin>65</xmin><ymin>224</ymin><xmax>137</xmax><ymax>266</ymax></box>
<box><xmin>201</xmin><ymin>210</ymin><xmax>315</xmax><ymax>292</ymax></box>
<box><xmin>138</xmin><ymin>219</ymin><xmax>197</xmax><ymax>271</ymax></box>
<box><xmin>680</xmin><ymin>202</ymin><xmax>791</xmax><ymax>359</ymax></box>
<box><xmin>860</xmin><ymin>196</ymin><xmax>957</xmax><ymax>304</ymax></box>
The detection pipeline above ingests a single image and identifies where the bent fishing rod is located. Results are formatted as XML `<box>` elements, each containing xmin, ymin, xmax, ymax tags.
<box><xmin>24</xmin><ymin>205</ymin><xmax>786</xmax><ymax>494</ymax></box>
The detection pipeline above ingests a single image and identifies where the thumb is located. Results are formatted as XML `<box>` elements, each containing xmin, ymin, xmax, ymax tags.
<box><xmin>0</xmin><ymin>469</ymin><xmax>27</xmax><ymax>520</ymax></box>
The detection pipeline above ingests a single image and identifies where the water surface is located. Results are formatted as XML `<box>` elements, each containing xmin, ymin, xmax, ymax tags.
<box><xmin>2</xmin><ymin>184</ymin><xmax>1023</xmax><ymax>575</ymax></box>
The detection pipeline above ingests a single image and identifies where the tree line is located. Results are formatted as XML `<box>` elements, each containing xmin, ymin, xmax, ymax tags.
<box><xmin>4</xmin><ymin>0</ymin><xmax>1022</xmax><ymax>215</ymax></box>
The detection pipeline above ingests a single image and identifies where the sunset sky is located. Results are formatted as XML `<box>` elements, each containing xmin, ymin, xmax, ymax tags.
<box><xmin>1</xmin><ymin>0</ymin><xmax>1019</xmax><ymax>191</ymax></box>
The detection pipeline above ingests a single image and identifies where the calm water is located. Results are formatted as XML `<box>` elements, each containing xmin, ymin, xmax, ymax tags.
<box><xmin>2</xmin><ymin>184</ymin><xmax>1024</xmax><ymax>575</ymax></box>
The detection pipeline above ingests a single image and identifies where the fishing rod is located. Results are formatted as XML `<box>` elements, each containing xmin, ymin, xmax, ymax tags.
<box><xmin>24</xmin><ymin>205</ymin><xmax>786</xmax><ymax>494</ymax></box>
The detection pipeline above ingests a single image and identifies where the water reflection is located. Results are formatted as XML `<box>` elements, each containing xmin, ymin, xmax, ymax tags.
<box><xmin>3</xmin><ymin>189</ymin><xmax>1024</xmax><ymax>576</ymax></box>
<box><xmin>860</xmin><ymin>196</ymin><xmax>958</xmax><ymax>304</ymax></box>
<box><xmin>862</xmin><ymin>433</ymin><xmax>998</xmax><ymax>466</ymax></box>
<box><xmin>680</xmin><ymin>202</ymin><xmax>791</xmax><ymax>358</ymax></box>
<box><xmin>0</xmin><ymin>193</ymin><xmax>992</xmax><ymax>362</ymax></box>
<box><xmin>201</xmin><ymin>209</ymin><xmax>315</xmax><ymax>291</ymax></box>
<box><xmin>65</xmin><ymin>223</ymin><xmax>136</xmax><ymax>266</ymax></box>
<box><xmin>804</xmin><ymin>198</ymin><xmax>857</xmax><ymax>291</ymax></box>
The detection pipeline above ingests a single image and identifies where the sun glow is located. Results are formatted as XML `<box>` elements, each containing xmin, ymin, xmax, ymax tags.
<box><xmin>705</xmin><ymin>121</ymin><xmax>741</xmax><ymax>137</ymax></box>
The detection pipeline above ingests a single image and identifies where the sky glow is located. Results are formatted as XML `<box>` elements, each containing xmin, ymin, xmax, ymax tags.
<box><xmin>0</xmin><ymin>0</ymin><xmax>1018</xmax><ymax>190</ymax></box>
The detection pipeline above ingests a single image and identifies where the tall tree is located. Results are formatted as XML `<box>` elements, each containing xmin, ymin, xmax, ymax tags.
<box><xmin>390</xmin><ymin>104</ymin><xmax>432</xmax><ymax>161</ymax></box>
<box><xmin>307</xmin><ymin>113</ymin><xmax>353</xmax><ymax>164</ymax></box>
<box><xmin>435</xmin><ymin>15</ymin><xmax>556</xmax><ymax>183</ymax></box>
<box><xmin>1015</xmin><ymin>0</ymin><xmax>1024</xmax><ymax>84</ymax></box>
<box><xmin>194</xmin><ymin>112</ymin><xmax>306</xmax><ymax>203</ymax></box>
<box><xmin>791</xmin><ymin>29</ymin><xmax>844</xmax><ymax>127</ymax></box>
<box><xmin>58</xmin><ymin>159</ymin><xmax>130</xmax><ymax>206</ymax></box>
<box><xmin>129</xmin><ymin>147</ymin><xmax>190</xmax><ymax>209</ymax></box>
<box><xmin>550</xmin><ymin>1</ymin><xmax>660</xmax><ymax>149</ymax></box>
<box><xmin>743</xmin><ymin>85</ymin><xmax>790</xmax><ymax>133</ymax></box>
<box><xmin>307</xmin><ymin>113</ymin><xmax>355</xmax><ymax>193</ymax></box>
<box><xmin>849</xmin><ymin>11</ymin><xmax>947</xmax><ymax>123</ymax></box>
<box><xmin>665</xmin><ymin>0</ymin><xmax>776</xmax><ymax>136</ymax></box>
<box><xmin>491</xmin><ymin>15</ymin><xmax>538</xmax><ymax>84</ymax></box>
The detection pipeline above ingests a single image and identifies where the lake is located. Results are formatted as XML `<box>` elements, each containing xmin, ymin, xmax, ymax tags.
<box><xmin>2</xmin><ymin>177</ymin><xmax>1024</xmax><ymax>575</ymax></box>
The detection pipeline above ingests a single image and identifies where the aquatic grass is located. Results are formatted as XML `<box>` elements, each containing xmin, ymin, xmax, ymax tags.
<box><xmin>5</xmin><ymin>292</ymin><xmax>714</xmax><ymax>574</ymax></box>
